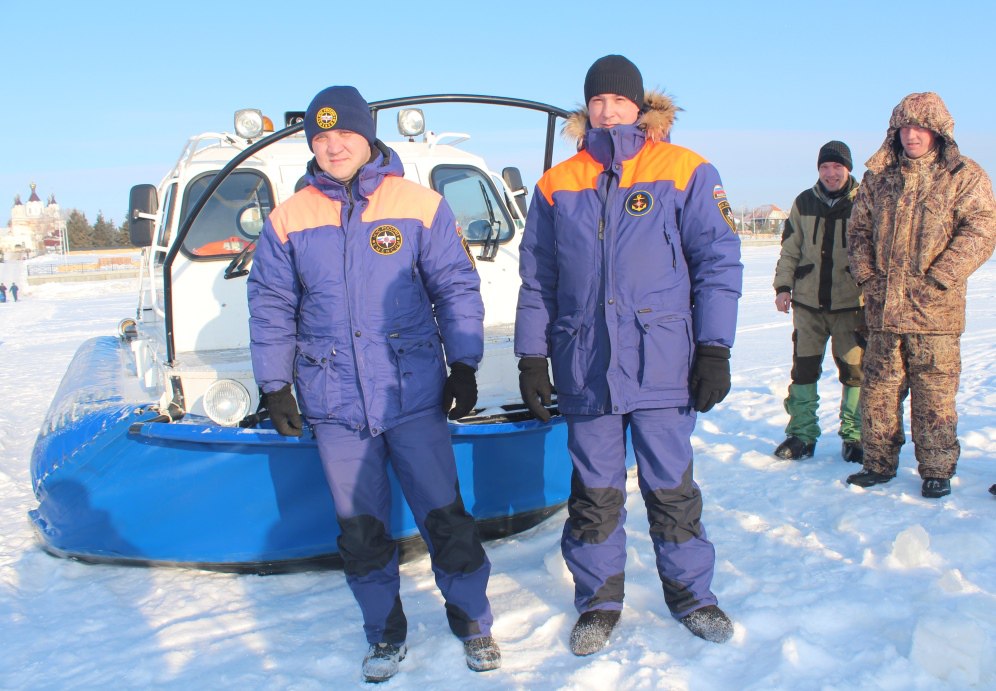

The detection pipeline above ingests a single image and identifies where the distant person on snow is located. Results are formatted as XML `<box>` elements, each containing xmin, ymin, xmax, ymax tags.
<box><xmin>0</xmin><ymin>283</ymin><xmax>6</xmax><ymax>303</ymax></box>
<box><xmin>9</xmin><ymin>283</ymin><xmax>18</xmax><ymax>302</ymax></box>
<box><xmin>515</xmin><ymin>55</ymin><xmax>743</xmax><ymax>655</ymax></box>
<box><xmin>845</xmin><ymin>92</ymin><xmax>996</xmax><ymax>498</ymax></box>
<box><xmin>247</xmin><ymin>85</ymin><xmax>499</xmax><ymax>682</ymax></box>
<box><xmin>772</xmin><ymin>141</ymin><xmax>864</xmax><ymax>462</ymax></box>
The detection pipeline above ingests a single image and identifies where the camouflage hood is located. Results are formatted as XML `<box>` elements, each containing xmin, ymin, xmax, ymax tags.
<box><xmin>561</xmin><ymin>89</ymin><xmax>681</xmax><ymax>146</ymax></box>
<box><xmin>865</xmin><ymin>92</ymin><xmax>961</xmax><ymax>174</ymax></box>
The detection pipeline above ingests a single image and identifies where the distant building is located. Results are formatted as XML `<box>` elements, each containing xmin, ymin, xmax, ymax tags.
<box><xmin>1</xmin><ymin>183</ymin><xmax>65</xmax><ymax>258</ymax></box>
<box><xmin>742</xmin><ymin>204</ymin><xmax>788</xmax><ymax>235</ymax></box>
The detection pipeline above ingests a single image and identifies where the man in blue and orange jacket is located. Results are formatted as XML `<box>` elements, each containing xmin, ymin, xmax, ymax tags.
<box><xmin>247</xmin><ymin>86</ymin><xmax>499</xmax><ymax>682</ymax></box>
<box><xmin>515</xmin><ymin>56</ymin><xmax>743</xmax><ymax>655</ymax></box>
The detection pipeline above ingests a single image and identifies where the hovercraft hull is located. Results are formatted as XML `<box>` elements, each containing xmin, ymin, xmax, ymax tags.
<box><xmin>29</xmin><ymin>336</ymin><xmax>583</xmax><ymax>572</ymax></box>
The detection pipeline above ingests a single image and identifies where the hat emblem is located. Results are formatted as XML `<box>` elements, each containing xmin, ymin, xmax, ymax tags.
<box><xmin>316</xmin><ymin>107</ymin><xmax>338</xmax><ymax>130</ymax></box>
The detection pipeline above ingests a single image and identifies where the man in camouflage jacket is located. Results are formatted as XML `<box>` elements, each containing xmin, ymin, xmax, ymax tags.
<box><xmin>845</xmin><ymin>92</ymin><xmax>996</xmax><ymax>498</ymax></box>
<box><xmin>773</xmin><ymin>141</ymin><xmax>864</xmax><ymax>462</ymax></box>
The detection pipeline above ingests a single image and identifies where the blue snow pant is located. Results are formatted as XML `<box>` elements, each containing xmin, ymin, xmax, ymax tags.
<box><xmin>313</xmin><ymin>413</ymin><xmax>493</xmax><ymax>645</ymax></box>
<box><xmin>562</xmin><ymin>408</ymin><xmax>718</xmax><ymax>619</ymax></box>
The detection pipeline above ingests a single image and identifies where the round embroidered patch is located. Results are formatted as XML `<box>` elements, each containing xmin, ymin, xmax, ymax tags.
<box><xmin>625</xmin><ymin>190</ymin><xmax>653</xmax><ymax>216</ymax></box>
<box><xmin>316</xmin><ymin>107</ymin><xmax>338</xmax><ymax>130</ymax></box>
<box><xmin>370</xmin><ymin>225</ymin><xmax>403</xmax><ymax>255</ymax></box>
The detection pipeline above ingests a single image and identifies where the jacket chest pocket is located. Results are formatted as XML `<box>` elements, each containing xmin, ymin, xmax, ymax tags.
<box><xmin>294</xmin><ymin>339</ymin><xmax>342</xmax><ymax>418</ymax></box>
<box><xmin>388</xmin><ymin>334</ymin><xmax>446</xmax><ymax>414</ymax></box>
<box><xmin>636</xmin><ymin>310</ymin><xmax>692</xmax><ymax>391</ymax></box>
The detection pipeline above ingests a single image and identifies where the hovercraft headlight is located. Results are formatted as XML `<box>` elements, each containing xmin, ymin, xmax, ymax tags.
<box><xmin>203</xmin><ymin>379</ymin><xmax>251</xmax><ymax>426</ymax></box>
<box><xmin>397</xmin><ymin>109</ymin><xmax>425</xmax><ymax>138</ymax></box>
<box><xmin>234</xmin><ymin>109</ymin><xmax>273</xmax><ymax>139</ymax></box>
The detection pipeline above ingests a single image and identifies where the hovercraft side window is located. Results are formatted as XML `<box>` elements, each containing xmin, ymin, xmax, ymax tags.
<box><xmin>430</xmin><ymin>165</ymin><xmax>514</xmax><ymax>246</ymax></box>
<box><xmin>179</xmin><ymin>171</ymin><xmax>274</xmax><ymax>259</ymax></box>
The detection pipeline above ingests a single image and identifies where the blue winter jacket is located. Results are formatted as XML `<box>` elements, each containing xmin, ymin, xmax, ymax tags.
<box><xmin>248</xmin><ymin>144</ymin><xmax>484</xmax><ymax>435</ymax></box>
<box><xmin>514</xmin><ymin>124</ymin><xmax>742</xmax><ymax>415</ymax></box>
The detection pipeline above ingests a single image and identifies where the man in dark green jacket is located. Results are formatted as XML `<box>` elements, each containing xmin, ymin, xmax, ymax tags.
<box><xmin>773</xmin><ymin>141</ymin><xmax>864</xmax><ymax>461</ymax></box>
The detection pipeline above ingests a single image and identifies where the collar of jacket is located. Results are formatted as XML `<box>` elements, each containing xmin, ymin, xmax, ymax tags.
<box><xmin>561</xmin><ymin>88</ymin><xmax>681</xmax><ymax>150</ymax></box>
<box><xmin>585</xmin><ymin>124</ymin><xmax>646</xmax><ymax>168</ymax></box>
<box><xmin>812</xmin><ymin>175</ymin><xmax>858</xmax><ymax>205</ymax></box>
<box><xmin>304</xmin><ymin>140</ymin><xmax>404</xmax><ymax>202</ymax></box>
<box><xmin>899</xmin><ymin>147</ymin><xmax>941</xmax><ymax>174</ymax></box>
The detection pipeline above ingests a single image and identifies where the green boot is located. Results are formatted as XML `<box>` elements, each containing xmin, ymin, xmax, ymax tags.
<box><xmin>783</xmin><ymin>383</ymin><xmax>820</xmax><ymax>443</ymax></box>
<box><xmin>839</xmin><ymin>385</ymin><xmax>861</xmax><ymax>442</ymax></box>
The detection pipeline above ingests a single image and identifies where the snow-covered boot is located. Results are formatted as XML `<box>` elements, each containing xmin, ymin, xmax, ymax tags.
<box><xmin>569</xmin><ymin>609</ymin><xmax>621</xmax><ymax>656</ymax></box>
<box><xmin>463</xmin><ymin>635</ymin><xmax>501</xmax><ymax>672</ymax></box>
<box><xmin>774</xmin><ymin>435</ymin><xmax>815</xmax><ymax>460</ymax></box>
<box><xmin>680</xmin><ymin>605</ymin><xmax>733</xmax><ymax>643</ymax></box>
<box><xmin>362</xmin><ymin>642</ymin><xmax>407</xmax><ymax>683</ymax></box>
<box><xmin>921</xmin><ymin>478</ymin><xmax>951</xmax><ymax>498</ymax></box>
<box><xmin>846</xmin><ymin>468</ymin><xmax>894</xmax><ymax>487</ymax></box>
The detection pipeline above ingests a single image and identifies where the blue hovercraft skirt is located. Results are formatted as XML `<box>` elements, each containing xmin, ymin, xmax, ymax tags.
<box><xmin>29</xmin><ymin>336</ymin><xmax>582</xmax><ymax>572</ymax></box>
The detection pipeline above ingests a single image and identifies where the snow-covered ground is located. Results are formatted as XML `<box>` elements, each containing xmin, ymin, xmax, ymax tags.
<box><xmin>1</xmin><ymin>245</ymin><xmax>993</xmax><ymax>690</ymax></box>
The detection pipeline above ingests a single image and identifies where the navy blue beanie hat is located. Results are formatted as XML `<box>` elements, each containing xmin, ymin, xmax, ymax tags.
<box><xmin>304</xmin><ymin>86</ymin><xmax>376</xmax><ymax>151</ymax></box>
<box><xmin>584</xmin><ymin>55</ymin><xmax>644</xmax><ymax>109</ymax></box>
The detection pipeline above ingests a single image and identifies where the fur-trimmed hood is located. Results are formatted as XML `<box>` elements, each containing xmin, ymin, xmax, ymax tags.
<box><xmin>561</xmin><ymin>89</ymin><xmax>681</xmax><ymax>146</ymax></box>
<box><xmin>865</xmin><ymin>92</ymin><xmax>961</xmax><ymax>174</ymax></box>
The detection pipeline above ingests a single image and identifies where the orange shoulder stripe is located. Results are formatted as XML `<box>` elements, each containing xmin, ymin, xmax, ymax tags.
<box><xmin>537</xmin><ymin>142</ymin><xmax>708</xmax><ymax>204</ymax></box>
<box><xmin>269</xmin><ymin>186</ymin><xmax>341</xmax><ymax>243</ymax></box>
<box><xmin>537</xmin><ymin>151</ymin><xmax>602</xmax><ymax>204</ymax></box>
<box><xmin>363</xmin><ymin>176</ymin><xmax>441</xmax><ymax>226</ymax></box>
<box><xmin>621</xmin><ymin>142</ymin><xmax>706</xmax><ymax>191</ymax></box>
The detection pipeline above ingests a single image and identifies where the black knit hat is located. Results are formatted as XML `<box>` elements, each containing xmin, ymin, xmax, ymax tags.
<box><xmin>584</xmin><ymin>55</ymin><xmax>644</xmax><ymax>109</ymax></box>
<box><xmin>818</xmin><ymin>140</ymin><xmax>852</xmax><ymax>171</ymax></box>
<box><xmin>304</xmin><ymin>85</ymin><xmax>376</xmax><ymax>151</ymax></box>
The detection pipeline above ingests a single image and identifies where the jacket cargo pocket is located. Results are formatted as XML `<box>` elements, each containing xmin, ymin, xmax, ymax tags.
<box><xmin>388</xmin><ymin>333</ymin><xmax>446</xmax><ymax>414</ymax></box>
<box><xmin>549</xmin><ymin>312</ymin><xmax>585</xmax><ymax>396</ymax></box>
<box><xmin>293</xmin><ymin>339</ymin><xmax>341</xmax><ymax>418</ymax></box>
<box><xmin>636</xmin><ymin>309</ymin><xmax>692</xmax><ymax>391</ymax></box>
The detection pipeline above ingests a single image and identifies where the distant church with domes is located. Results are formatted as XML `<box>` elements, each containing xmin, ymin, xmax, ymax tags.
<box><xmin>1</xmin><ymin>183</ymin><xmax>65</xmax><ymax>258</ymax></box>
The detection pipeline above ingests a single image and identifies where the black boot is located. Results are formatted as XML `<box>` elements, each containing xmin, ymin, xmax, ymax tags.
<box><xmin>841</xmin><ymin>441</ymin><xmax>863</xmax><ymax>463</ymax></box>
<box><xmin>774</xmin><ymin>436</ymin><xmax>815</xmax><ymax>460</ymax></box>
<box><xmin>846</xmin><ymin>468</ymin><xmax>894</xmax><ymax>488</ymax></box>
<box><xmin>680</xmin><ymin>605</ymin><xmax>734</xmax><ymax>643</ymax></box>
<box><xmin>922</xmin><ymin>478</ymin><xmax>951</xmax><ymax>498</ymax></box>
<box><xmin>990</xmin><ymin>484</ymin><xmax>996</xmax><ymax>496</ymax></box>
<box><xmin>569</xmin><ymin>609</ymin><xmax>621</xmax><ymax>656</ymax></box>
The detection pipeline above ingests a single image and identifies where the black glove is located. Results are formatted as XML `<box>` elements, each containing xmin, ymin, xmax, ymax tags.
<box><xmin>690</xmin><ymin>345</ymin><xmax>731</xmax><ymax>413</ymax></box>
<box><xmin>264</xmin><ymin>384</ymin><xmax>303</xmax><ymax>436</ymax></box>
<box><xmin>442</xmin><ymin>362</ymin><xmax>477</xmax><ymax>420</ymax></box>
<box><xmin>518</xmin><ymin>357</ymin><xmax>552</xmax><ymax>422</ymax></box>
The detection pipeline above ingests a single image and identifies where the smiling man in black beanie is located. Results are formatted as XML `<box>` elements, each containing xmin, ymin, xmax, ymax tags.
<box><xmin>516</xmin><ymin>54</ymin><xmax>743</xmax><ymax>655</ymax></box>
<box><xmin>773</xmin><ymin>140</ymin><xmax>864</xmax><ymax>463</ymax></box>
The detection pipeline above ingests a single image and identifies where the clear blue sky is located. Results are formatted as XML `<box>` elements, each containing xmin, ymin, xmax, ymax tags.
<box><xmin>3</xmin><ymin>0</ymin><xmax>994</xmax><ymax>225</ymax></box>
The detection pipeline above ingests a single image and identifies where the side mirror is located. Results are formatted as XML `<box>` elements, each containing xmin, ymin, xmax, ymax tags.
<box><xmin>236</xmin><ymin>203</ymin><xmax>265</xmax><ymax>239</ymax></box>
<box><xmin>502</xmin><ymin>167</ymin><xmax>528</xmax><ymax>218</ymax></box>
<box><xmin>128</xmin><ymin>184</ymin><xmax>159</xmax><ymax>247</ymax></box>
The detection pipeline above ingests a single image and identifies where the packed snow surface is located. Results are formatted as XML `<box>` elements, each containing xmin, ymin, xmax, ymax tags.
<box><xmin>1</xmin><ymin>245</ymin><xmax>993</xmax><ymax>689</ymax></box>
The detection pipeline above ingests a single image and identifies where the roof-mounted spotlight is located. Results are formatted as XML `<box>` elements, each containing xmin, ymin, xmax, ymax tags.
<box><xmin>397</xmin><ymin>109</ymin><xmax>425</xmax><ymax>139</ymax></box>
<box><xmin>234</xmin><ymin>109</ymin><xmax>266</xmax><ymax>139</ymax></box>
